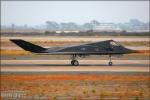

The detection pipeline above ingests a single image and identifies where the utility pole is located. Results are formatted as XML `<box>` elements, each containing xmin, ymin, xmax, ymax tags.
<box><xmin>11</xmin><ymin>24</ymin><xmax>15</xmax><ymax>33</ymax></box>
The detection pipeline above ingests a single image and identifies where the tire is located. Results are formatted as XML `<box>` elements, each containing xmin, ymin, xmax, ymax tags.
<box><xmin>74</xmin><ymin>60</ymin><xmax>79</xmax><ymax>66</ymax></box>
<box><xmin>71</xmin><ymin>60</ymin><xmax>79</xmax><ymax>66</ymax></box>
<box><xmin>71</xmin><ymin>60</ymin><xmax>75</xmax><ymax>66</ymax></box>
<box><xmin>109</xmin><ymin>62</ymin><xmax>112</xmax><ymax>66</ymax></box>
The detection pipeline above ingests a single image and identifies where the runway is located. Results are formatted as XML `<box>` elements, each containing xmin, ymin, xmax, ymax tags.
<box><xmin>1</xmin><ymin>60</ymin><xmax>149</xmax><ymax>73</ymax></box>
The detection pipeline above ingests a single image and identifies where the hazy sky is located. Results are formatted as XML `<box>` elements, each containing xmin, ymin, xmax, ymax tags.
<box><xmin>1</xmin><ymin>1</ymin><xmax>149</xmax><ymax>26</ymax></box>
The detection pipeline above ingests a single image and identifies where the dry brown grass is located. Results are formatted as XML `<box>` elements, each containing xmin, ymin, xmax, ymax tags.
<box><xmin>1</xmin><ymin>74</ymin><xmax>149</xmax><ymax>99</ymax></box>
<box><xmin>1</xmin><ymin>50</ymin><xmax>31</xmax><ymax>55</ymax></box>
<box><xmin>1</xmin><ymin>74</ymin><xmax>149</xmax><ymax>81</ymax></box>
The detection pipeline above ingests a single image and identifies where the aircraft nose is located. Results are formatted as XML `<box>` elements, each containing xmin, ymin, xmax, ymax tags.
<box><xmin>123</xmin><ymin>47</ymin><xmax>137</xmax><ymax>54</ymax></box>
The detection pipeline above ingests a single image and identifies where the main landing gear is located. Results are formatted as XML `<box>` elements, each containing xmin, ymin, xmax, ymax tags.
<box><xmin>71</xmin><ymin>60</ymin><xmax>79</xmax><ymax>66</ymax></box>
<box><xmin>71</xmin><ymin>55</ymin><xmax>79</xmax><ymax>66</ymax></box>
<box><xmin>108</xmin><ymin>55</ymin><xmax>113</xmax><ymax>66</ymax></box>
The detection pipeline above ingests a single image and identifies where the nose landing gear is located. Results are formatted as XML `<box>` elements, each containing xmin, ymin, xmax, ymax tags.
<box><xmin>108</xmin><ymin>55</ymin><xmax>113</xmax><ymax>66</ymax></box>
<box><xmin>70</xmin><ymin>55</ymin><xmax>79</xmax><ymax>66</ymax></box>
<box><xmin>108</xmin><ymin>61</ymin><xmax>112</xmax><ymax>66</ymax></box>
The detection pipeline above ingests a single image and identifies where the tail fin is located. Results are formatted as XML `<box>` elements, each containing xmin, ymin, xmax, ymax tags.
<box><xmin>10</xmin><ymin>39</ymin><xmax>46</xmax><ymax>53</ymax></box>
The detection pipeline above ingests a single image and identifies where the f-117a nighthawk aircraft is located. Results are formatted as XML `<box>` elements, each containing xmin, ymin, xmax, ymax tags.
<box><xmin>10</xmin><ymin>39</ymin><xmax>136</xmax><ymax>66</ymax></box>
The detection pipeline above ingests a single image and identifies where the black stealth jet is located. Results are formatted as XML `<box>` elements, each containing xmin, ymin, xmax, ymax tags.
<box><xmin>10</xmin><ymin>39</ymin><xmax>136</xmax><ymax>66</ymax></box>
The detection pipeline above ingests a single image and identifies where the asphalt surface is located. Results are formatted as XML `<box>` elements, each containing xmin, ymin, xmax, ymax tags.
<box><xmin>1</xmin><ymin>60</ymin><xmax>149</xmax><ymax>73</ymax></box>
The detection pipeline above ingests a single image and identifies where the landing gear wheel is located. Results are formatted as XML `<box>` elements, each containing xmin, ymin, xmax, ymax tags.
<box><xmin>108</xmin><ymin>62</ymin><xmax>112</xmax><ymax>66</ymax></box>
<box><xmin>71</xmin><ymin>60</ymin><xmax>75</xmax><ymax>65</ymax></box>
<box><xmin>71</xmin><ymin>60</ymin><xmax>79</xmax><ymax>66</ymax></box>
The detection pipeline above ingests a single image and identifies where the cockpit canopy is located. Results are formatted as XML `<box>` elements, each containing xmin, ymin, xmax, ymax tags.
<box><xmin>110</xmin><ymin>41</ymin><xmax>120</xmax><ymax>46</ymax></box>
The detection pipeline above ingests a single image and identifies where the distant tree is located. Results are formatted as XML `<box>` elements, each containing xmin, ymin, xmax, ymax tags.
<box><xmin>82</xmin><ymin>23</ymin><xmax>93</xmax><ymax>30</ymax></box>
<box><xmin>67</xmin><ymin>22</ymin><xmax>78</xmax><ymax>29</ymax></box>
<box><xmin>24</xmin><ymin>24</ymin><xmax>28</xmax><ymax>28</ymax></box>
<box><xmin>46</xmin><ymin>21</ymin><xmax>59</xmax><ymax>30</ymax></box>
<box><xmin>90</xmin><ymin>20</ymin><xmax>100</xmax><ymax>26</ymax></box>
<box><xmin>129</xmin><ymin>19</ymin><xmax>143</xmax><ymax>25</ymax></box>
<box><xmin>60</xmin><ymin>23</ymin><xmax>69</xmax><ymax>30</ymax></box>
